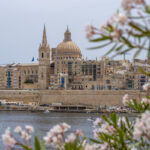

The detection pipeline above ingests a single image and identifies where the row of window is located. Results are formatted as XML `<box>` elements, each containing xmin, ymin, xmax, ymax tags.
<box><xmin>24</xmin><ymin>70</ymin><xmax>38</xmax><ymax>75</ymax></box>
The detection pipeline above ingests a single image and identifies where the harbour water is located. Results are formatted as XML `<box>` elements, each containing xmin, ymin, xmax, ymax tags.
<box><xmin>0</xmin><ymin>111</ymin><xmax>137</xmax><ymax>149</ymax></box>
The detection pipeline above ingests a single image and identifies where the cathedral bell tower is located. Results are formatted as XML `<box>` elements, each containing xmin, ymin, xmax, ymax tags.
<box><xmin>38</xmin><ymin>25</ymin><xmax>50</xmax><ymax>89</ymax></box>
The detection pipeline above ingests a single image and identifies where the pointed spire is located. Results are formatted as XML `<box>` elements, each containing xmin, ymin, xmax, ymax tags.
<box><xmin>64</xmin><ymin>26</ymin><xmax>72</xmax><ymax>41</ymax></box>
<box><xmin>42</xmin><ymin>24</ymin><xmax>47</xmax><ymax>46</ymax></box>
<box><xmin>66</xmin><ymin>25</ymin><xmax>69</xmax><ymax>32</ymax></box>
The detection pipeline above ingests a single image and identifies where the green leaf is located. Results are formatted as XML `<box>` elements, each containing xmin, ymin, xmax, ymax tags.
<box><xmin>121</xmin><ymin>37</ymin><xmax>133</xmax><ymax>48</ymax></box>
<box><xmin>34</xmin><ymin>136</ymin><xmax>41</xmax><ymax>150</ymax></box>
<box><xmin>110</xmin><ymin>113</ymin><xmax>117</xmax><ymax>127</ymax></box>
<box><xmin>90</xmin><ymin>36</ymin><xmax>110</xmax><ymax>42</ymax></box>
<box><xmin>115</xmin><ymin>44</ymin><xmax>124</xmax><ymax>52</ymax></box>
<box><xmin>104</xmin><ymin>43</ymin><xmax>118</xmax><ymax>56</ymax></box>
<box><xmin>111</xmin><ymin>48</ymin><xmax>132</xmax><ymax>58</ymax></box>
<box><xmin>87</xmin><ymin>42</ymin><xmax>112</xmax><ymax>50</ymax></box>
<box><xmin>147</xmin><ymin>40</ymin><xmax>150</xmax><ymax>60</ymax></box>
<box><xmin>41</xmin><ymin>142</ymin><xmax>46</xmax><ymax>150</ymax></box>
<box><xmin>133</xmin><ymin>40</ymin><xmax>146</xmax><ymax>59</ymax></box>
<box><xmin>129</xmin><ymin>22</ymin><xmax>145</xmax><ymax>33</ymax></box>
<box><xmin>146</xmin><ymin>96</ymin><xmax>150</xmax><ymax>99</ymax></box>
<box><xmin>19</xmin><ymin>143</ymin><xmax>32</xmax><ymax>150</ymax></box>
<box><xmin>89</xmin><ymin>138</ymin><xmax>101</xmax><ymax>144</ymax></box>
<box><xmin>145</xmin><ymin>5</ymin><xmax>150</xmax><ymax>14</ymax></box>
<box><xmin>138</xmin><ymin>67</ymin><xmax>150</xmax><ymax>76</ymax></box>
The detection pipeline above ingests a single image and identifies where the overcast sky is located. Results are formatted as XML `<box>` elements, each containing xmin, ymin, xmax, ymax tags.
<box><xmin>0</xmin><ymin>0</ymin><xmax>146</xmax><ymax>65</ymax></box>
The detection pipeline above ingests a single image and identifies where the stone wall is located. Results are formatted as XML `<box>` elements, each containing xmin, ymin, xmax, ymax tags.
<box><xmin>0</xmin><ymin>90</ymin><xmax>40</xmax><ymax>103</ymax></box>
<box><xmin>0</xmin><ymin>90</ymin><xmax>146</xmax><ymax>106</ymax></box>
<box><xmin>40</xmin><ymin>90</ymin><xmax>145</xmax><ymax>106</ymax></box>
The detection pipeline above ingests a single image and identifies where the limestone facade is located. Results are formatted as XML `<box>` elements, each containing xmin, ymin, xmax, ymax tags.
<box><xmin>0</xmin><ymin>26</ymin><xmax>150</xmax><ymax>90</ymax></box>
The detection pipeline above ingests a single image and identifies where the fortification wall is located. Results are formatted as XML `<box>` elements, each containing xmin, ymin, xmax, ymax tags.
<box><xmin>40</xmin><ymin>90</ymin><xmax>145</xmax><ymax>106</ymax></box>
<box><xmin>0</xmin><ymin>90</ymin><xmax>146</xmax><ymax>106</ymax></box>
<box><xmin>0</xmin><ymin>90</ymin><xmax>40</xmax><ymax>103</ymax></box>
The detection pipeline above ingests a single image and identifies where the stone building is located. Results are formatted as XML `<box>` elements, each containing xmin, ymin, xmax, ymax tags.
<box><xmin>0</xmin><ymin>25</ymin><xmax>149</xmax><ymax>90</ymax></box>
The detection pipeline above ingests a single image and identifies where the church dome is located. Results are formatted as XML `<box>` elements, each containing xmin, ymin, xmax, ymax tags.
<box><xmin>56</xmin><ymin>27</ymin><xmax>82</xmax><ymax>59</ymax></box>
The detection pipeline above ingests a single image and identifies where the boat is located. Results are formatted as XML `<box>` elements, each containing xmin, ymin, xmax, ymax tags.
<box><xmin>44</xmin><ymin>110</ymin><xmax>50</xmax><ymax>113</ymax></box>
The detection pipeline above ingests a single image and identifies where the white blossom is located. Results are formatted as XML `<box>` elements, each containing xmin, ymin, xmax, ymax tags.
<box><xmin>2</xmin><ymin>128</ymin><xmax>16</xmax><ymax>148</ymax></box>
<box><xmin>141</xmin><ymin>98</ymin><xmax>150</xmax><ymax>105</ymax></box>
<box><xmin>61</xmin><ymin>122</ymin><xmax>71</xmax><ymax>132</ymax></box>
<box><xmin>121</xmin><ymin>0</ymin><xmax>133</xmax><ymax>11</ymax></box>
<box><xmin>14</xmin><ymin>126</ymin><xmax>22</xmax><ymax>133</ymax></box>
<box><xmin>118</xmin><ymin>116</ymin><xmax>128</xmax><ymax>127</ymax></box>
<box><xmin>25</xmin><ymin>125</ymin><xmax>34</xmax><ymax>134</ymax></box>
<box><xmin>100</xmin><ymin>143</ymin><xmax>108</xmax><ymax>150</ymax></box>
<box><xmin>110</xmin><ymin>13</ymin><xmax>128</xmax><ymax>25</ymax></box>
<box><xmin>93</xmin><ymin>128</ymin><xmax>100</xmax><ymax>139</ymax></box>
<box><xmin>66</xmin><ymin>133</ymin><xmax>76</xmax><ymax>143</ymax></box>
<box><xmin>93</xmin><ymin>118</ymin><xmax>103</xmax><ymax>127</ymax></box>
<box><xmin>85</xmin><ymin>23</ymin><xmax>95</xmax><ymax>39</ymax></box>
<box><xmin>143</xmin><ymin>83</ymin><xmax>150</xmax><ymax>91</ymax></box>
<box><xmin>131</xmin><ymin>148</ymin><xmax>137</xmax><ymax>150</ymax></box>
<box><xmin>76</xmin><ymin>129</ymin><xmax>84</xmax><ymax>137</ymax></box>
<box><xmin>85</xmin><ymin>143</ymin><xmax>96</xmax><ymax>150</ymax></box>
<box><xmin>133</xmin><ymin>111</ymin><xmax>150</xmax><ymax>140</ymax></box>
<box><xmin>122</xmin><ymin>94</ymin><xmax>129</xmax><ymax>105</ymax></box>
<box><xmin>21</xmin><ymin>131</ymin><xmax>31</xmax><ymax>141</ymax></box>
<box><xmin>134</xmin><ymin>0</ymin><xmax>145</xmax><ymax>5</ymax></box>
<box><xmin>100</xmin><ymin>122</ymin><xmax>115</xmax><ymax>135</ymax></box>
<box><xmin>110</xmin><ymin>28</ymin><xmax>122</xmax><ymax>41</ymax></box>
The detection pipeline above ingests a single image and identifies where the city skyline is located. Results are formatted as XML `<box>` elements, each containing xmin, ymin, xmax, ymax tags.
<box><xmin>0</xmin><ymin>0</ymin><xmax>147</xmax><ymax>65</ymax></box>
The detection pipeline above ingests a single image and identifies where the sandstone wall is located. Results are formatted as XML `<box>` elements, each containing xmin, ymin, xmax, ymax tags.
<box><xmin>0</xmin><ymin>90</ymin><xmax>146</xmax><ymax>106</ymax></box>
<box><xmin>0</xmin><ymin>90</ymin><xmax>40</xmax><ymax>103</ymax></box>
<box><xmin>40</xmin><ymin>90</ymin><xmax>145</xmax><ymax>106</ymax></box>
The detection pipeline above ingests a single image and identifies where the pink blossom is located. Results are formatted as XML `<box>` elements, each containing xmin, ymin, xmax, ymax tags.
<box><xmin>66</xmin><ymin>133</ymin><xmax>76</xmax><ymax>143</ymax></box>
<box><xmin>100</xmin><ymin>122</ymin><xmax>115</xmax><ymax>135</ymax></box>
<box><xmin>14</xmin><ymin>126</ymin><xmax>22</xmax><ymax>133</ymax></box>
<box><xmin>134</xmin><ymin>0</ymin><xmax>145</xmax><ymax>5</ymax></box>
<box><xmin>141</xmin><ymin>98</ymin><xmax>150</xmax><ymax>104</ymax></box>
<box><xmin>122</xmin><ymin>94</ymin><xmax>129</xmax><ymax>105</ymax></box>
<box><xmin>61</xmin><ymin>122</ymin><xmax>71</xmax><ymax>132</ymax></box>
<box><xmin>143</xmin><ymin>83</ymin><xmax>150</xmax><ymax>91</ymax></box>
<box><xmin>50</xmin><ymin>125</ymin><xmax>63</xmax><ymax>135</ymax></box>
<box><xmin>25</xmin><ymin>125</ymin><xmax>34</xmax><ymax>134</ymax></box>
<box><xmin>93</xmin><ymin>128</ymin><xmax>100</xmax><ymax>139</ymax></box>
<box><xmin>110</xmin><ymin>28</ymin><xmax>122</xmax><ymax>41</ymax></box>
<box><xmin>93</xmin><ymin>118</ymin><xmax>103</xmax><ymax>126</ymax></box>
<box><xmin>118</xmin><ymin>117</ymin><xmax>128</xmax><ymax>127</ymax></box>
<box><xmin>43</xmin><ymin>123</ymin><xmax>71</xmax><ymax>146</ymax></box>
<box><xmin>110</xmin><ymin>13</ymin><xmax>128</xmax><ymax>25</ymax></box>
<box><xmin>2</xmin><ymin>128</ymin><xmax>16</xmax><ymax>148</ymax></box>
<box><xmin>85</xmin><ymin>144</ymin><xmax>96</xmax><ymax>150</ymax></box>
<box><xmin>122</xmin><ymin>0</ymin><xmax>133</xmax><ymax>11</ymax></box>
<box><xmin>85</xmin><ymin>23</ymin><xmax>95</xmax><ymax>39</ymax></box>
<box><xmin>129</xmin><ymin>99</ymin><xmax>134</xmax><ymax>105</ymax></box>
<box><xmin>76</xmin><ymin>129</ymin><xmax>84</xmax><ymax>137</ymax></box>
<box><xmin>133</xmin><ymin>111</ymin><xmax>150</xmax><ymax>140</ymax></box>
<box><xmin>131</xmin><ymin>148</ymin><xmax>137</xmax><ymax>150</ymax></box>
<box><xmin>21</xmin><ymin>131</ymin><xmax>31</xmax><ymax>141</ymax></box>
<box><xmin>100</xmin><ymin>143</ymin><xmax>108</xmax><ymax>150</ymax></box>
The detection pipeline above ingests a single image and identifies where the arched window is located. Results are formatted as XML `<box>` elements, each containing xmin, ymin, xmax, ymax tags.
<box><xmin>41</xmin><ymin>72</ymin><xmax>44</xmax><ymax>80</ymax></box>
<box><xmin>41</xmin><ymin>53</ymin><xmax>44</xmax><ymax>58</ymax></box>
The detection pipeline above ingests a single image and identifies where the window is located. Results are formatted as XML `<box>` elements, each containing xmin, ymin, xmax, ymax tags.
<box><xmin>42</xmin><ymin>53</ymin><xmax>44</xmax><ymax>58</ymax></box>
<box><xmin>106</xmin><ymin>80</ymin><xmax>110</xmax><ymax>84</ymax></box>
<box><xmin>41</xmin><ymin>73</ymin><xmax>44</xmax><ymax>80</ymax></box>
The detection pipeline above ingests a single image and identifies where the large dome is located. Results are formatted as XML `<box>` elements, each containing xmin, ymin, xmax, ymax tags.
<box><xmin>56</xmin><ymin>27</ymin><xmax>82</xmax><ymax>59</ymax></box>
